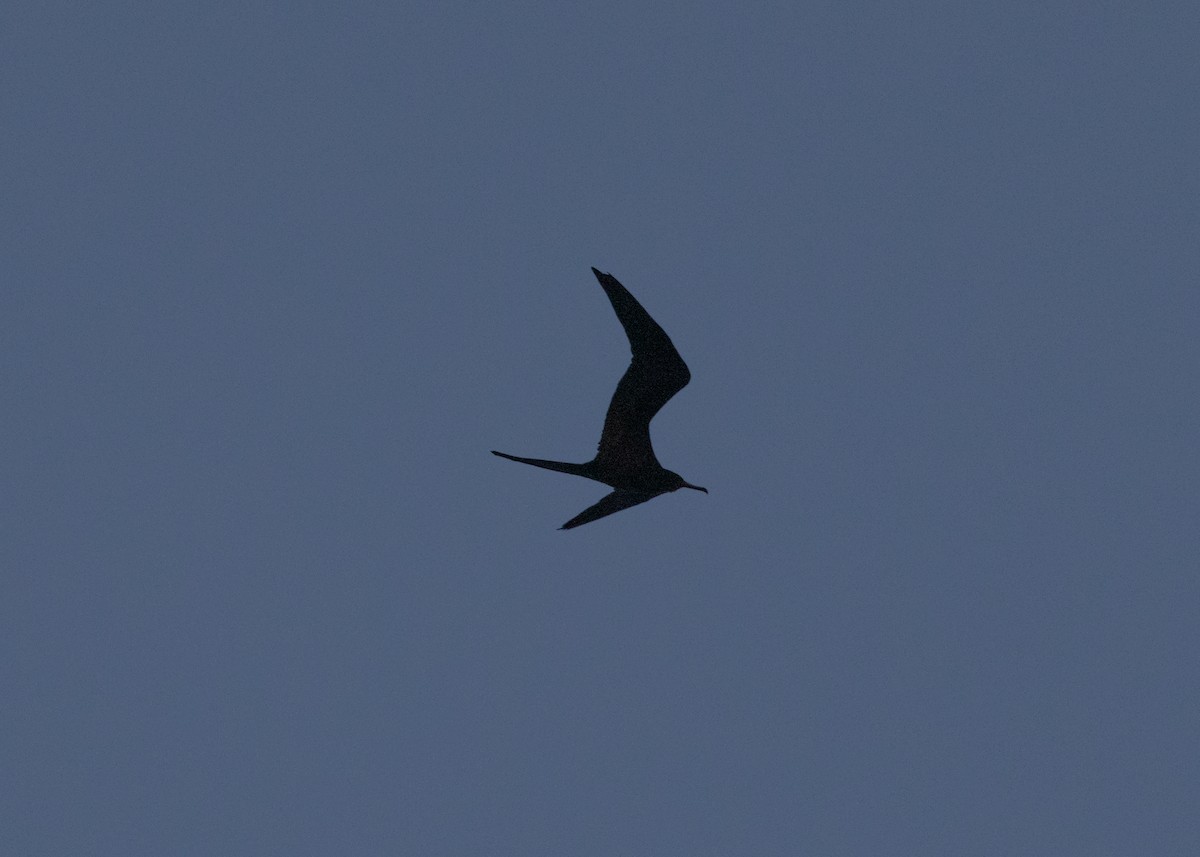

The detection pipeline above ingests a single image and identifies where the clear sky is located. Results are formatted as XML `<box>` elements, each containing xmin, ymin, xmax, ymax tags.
<box><xmin>4</xmin><ymin>2</ymin><xmax>1198</xmax><ymax>854</ymax></box>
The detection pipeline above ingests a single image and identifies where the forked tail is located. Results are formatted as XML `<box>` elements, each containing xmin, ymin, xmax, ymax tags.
<box><xmin>491</xmin><ymin>450</ymin><xmax>593</xmax><ymax>479</ymax></box>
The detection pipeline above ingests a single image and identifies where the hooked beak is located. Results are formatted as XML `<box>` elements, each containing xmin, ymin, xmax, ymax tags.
<box><xmin>682</xmin><ymin>482</ymin><xmax>708</xmax><ymax>493</ymax></box>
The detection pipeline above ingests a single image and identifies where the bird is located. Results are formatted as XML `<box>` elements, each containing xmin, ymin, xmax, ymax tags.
<box><xmin>492</xmin><ymin>267</ymin><xmax>707</xmax><ymax>530</ymax></box>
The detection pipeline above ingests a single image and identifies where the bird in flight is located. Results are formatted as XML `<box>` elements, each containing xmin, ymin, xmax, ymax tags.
<box><xmin>493</xmin><ymin>267</ymin><xmax>707</xmax><ymax>530</ymax></box>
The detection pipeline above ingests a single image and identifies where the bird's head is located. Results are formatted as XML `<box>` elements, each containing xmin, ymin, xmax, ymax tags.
<box><xmin>666</xmin><ymin>470</ymin><xmax>708</xmax><ymax>494</ymax></box>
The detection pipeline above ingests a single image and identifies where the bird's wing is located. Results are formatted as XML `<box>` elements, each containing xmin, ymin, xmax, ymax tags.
<box><xmin>590</xmin><ymin>268</ymin><xmax>691</xmax><ymax>471</ymax></box>
<box><xmin>559</xmin><ymin>489</ymin><xmax>659</xmax><ymax>530</ymax></box>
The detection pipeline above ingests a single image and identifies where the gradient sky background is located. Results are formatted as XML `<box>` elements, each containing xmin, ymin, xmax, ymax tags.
<box><xmin>4</xmin><ymin>2</ymin><xmax>1198</xmax><ymax>854</ymax></box>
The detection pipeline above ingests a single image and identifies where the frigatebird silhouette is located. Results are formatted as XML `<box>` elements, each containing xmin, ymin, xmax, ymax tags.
<box><xmin>492</xmin><ymin>267</ymin><xmax>707</xmax><ymax>530</ymax></box>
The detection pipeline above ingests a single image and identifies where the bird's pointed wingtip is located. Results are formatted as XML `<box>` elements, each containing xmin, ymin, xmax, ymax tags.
<box><xmin>591</xmin><ymin>266</ymin><xmax>606</xmax><ymax>279</ymax></box>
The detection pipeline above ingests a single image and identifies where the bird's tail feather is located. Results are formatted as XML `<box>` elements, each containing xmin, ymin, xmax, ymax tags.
<box><xmin>491</xmin><ymin>451</ymin><xmax>592</xmax><ymax>478</ymax></box>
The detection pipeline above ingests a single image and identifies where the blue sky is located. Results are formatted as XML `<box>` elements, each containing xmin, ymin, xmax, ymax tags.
<box><xmin>4</xmin><ymin>2</ymin><xmax>1198</xmax><ymax>854</ymax></box>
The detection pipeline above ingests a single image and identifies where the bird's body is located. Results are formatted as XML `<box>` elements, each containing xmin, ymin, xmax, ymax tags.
<box><xmin>493</xmin><ymin>268</ymin><xmax>706</xmax><ymax>530</ymax></box>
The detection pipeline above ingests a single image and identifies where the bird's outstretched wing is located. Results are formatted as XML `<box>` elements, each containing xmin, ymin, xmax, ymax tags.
<box><xmin>590</xmin><ymin>268</ymin><xmax>691</xmax><ymax>473</ymax></box>
<box><xmin>560</xmin><ymin>489</ymin><xmax>658</xmax><ymax>530</ymax></box>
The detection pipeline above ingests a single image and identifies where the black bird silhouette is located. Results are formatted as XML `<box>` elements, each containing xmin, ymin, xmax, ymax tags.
<box><xmin>493</xmin><ymin>267</ymin><xmax>707</xmax><ymax>530</ymax></box>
